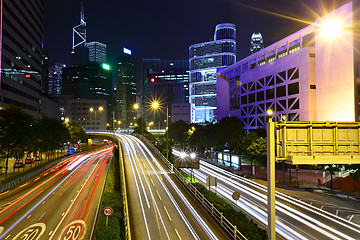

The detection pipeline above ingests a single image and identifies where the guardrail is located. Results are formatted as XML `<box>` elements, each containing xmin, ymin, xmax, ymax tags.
<box><xmin>134</xmin><ymin>134</ymin><xmax>248</xmax><ymax>240</ymax></box>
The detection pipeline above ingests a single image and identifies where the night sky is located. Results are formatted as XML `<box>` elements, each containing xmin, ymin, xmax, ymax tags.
<box><xmin>43</xmin><ymin>0</ymin><xmax>350</xmax><ymax>66</ymax></box>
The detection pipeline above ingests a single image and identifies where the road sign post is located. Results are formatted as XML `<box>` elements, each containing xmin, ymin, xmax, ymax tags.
<box><xmin>232</xmin><ymin>191</ymin><xmax>240</xmax><ymax>206</ymax></box>
<box><xmin>103</xmin><ymin>207</ymin><xmax>113</xmax><ymax>227</ymax></box>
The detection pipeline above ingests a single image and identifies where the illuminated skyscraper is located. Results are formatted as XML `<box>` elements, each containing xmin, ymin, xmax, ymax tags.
<box><xmin>1</xmin><ymin>0</ymin><xmax>44</xmax><ymax>119</ymax></box>
<box><xmin>116</xmin><ymin>48</ymin><xmax>137</xmax><ymax>126</ymax></box>
<box><xmin>73</xmin><ymin>2</ymin><xmax>86</xmax><ymax>49</ymax></box>
<box><xmin>86</xmin><ymin>41</ymin><xmax>107</xmax><ymax>63</ymax></box>
<box><xmin>49</xmin><ymin>63</ymin><xmax>66</xmax><ymax>95</ymax></box>
<box><xmin>250</xmin><ymin>32</ymin><xmax>264</xmax><ymax>54</ymax></box>
<box><xmin>189</xmin><ymin>23</ymin><xmax>236</xmax><ymax>123</ymax></box>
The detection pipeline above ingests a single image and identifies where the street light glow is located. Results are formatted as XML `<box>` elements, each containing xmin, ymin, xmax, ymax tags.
<box><xmin>267</xmin><ymin>109</ymin><xmax>273</xmax><ymax>115</ymax></box>
<box><xmin>133</xmin><ymin>103</ymin><xmax>139</xmax><ymax>109</ymax></box>
<box><xmin>90</xmin><ymin>107</ymin><xmax>94</xmax><ymax>112</ymax></box>
<box><xmin>190</xmin><ymin>153</ymin><xmax>196</xmax><ymax>159</ymax></box>
<box><xmin>180</xmin><ymin>152</ymin><xmax>187</xmax><ymax>159</ymax></box>
<box><xmin>152</xmin><ymin>101</ymin><xmax>159</xmax><ymax>109</ymax></box>
<box><xmin>98</xmin><ymin>106</ymin><xmax>104</xmax><ymax>111</ymax></box>
<box><xmin>320</xmin><ymin>18</ymin><xmax>343</xmax><ymax>40</ymax></box>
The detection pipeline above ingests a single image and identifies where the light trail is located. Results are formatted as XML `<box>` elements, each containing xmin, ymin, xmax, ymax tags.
<box><xmin>0</xmin><ymin>147</ymin><xmax>112</xmax><ymax>240</ymax></box>
<box><xmin>127</xmin><ymin>134</ymin><xmax>217</xmax><ymax>240</ymax></box>
<box><xmin>179</xmin><ymin>158</ymin><xmax>360</xmax><ymax>240</ymax></box>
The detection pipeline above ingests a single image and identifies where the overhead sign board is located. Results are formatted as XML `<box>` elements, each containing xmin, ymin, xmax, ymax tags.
<box><xmin>275</xmin><ymin>121</ymin><xmax>360</xmax><ymax>164</ymax></box>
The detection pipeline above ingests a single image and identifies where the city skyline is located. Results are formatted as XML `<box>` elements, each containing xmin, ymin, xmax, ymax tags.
<box><xmin>43</xmin><ymin>0</ymin><xmax>349</xmax><ymax>66</ymax></box>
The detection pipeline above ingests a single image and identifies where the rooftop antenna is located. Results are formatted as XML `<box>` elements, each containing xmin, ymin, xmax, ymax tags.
<box><xmin>72</xmin><ymin>1</ymin><xmax>86</xmax><ymax>49</ymax></box>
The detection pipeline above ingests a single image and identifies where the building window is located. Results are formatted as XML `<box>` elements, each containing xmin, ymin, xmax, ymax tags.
<box><xmin>266</xmin><ymin>88</ymin><xmax>274</xmax><ymax>99</ymax></box>
<box><xmin>276</xmin><ymin>85</ymin><xmax>286</xmax><ymax>98</ymax></box>
<box><xmin>288</xmin><ymin>82</ymin><xmax>299</xmax><ymax>95</ymax></box>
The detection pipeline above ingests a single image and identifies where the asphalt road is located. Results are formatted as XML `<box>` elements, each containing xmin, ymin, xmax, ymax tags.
<box><xmin>118</xmin><ymin>134</ymin><xmax>229</xmax><ymax>240</ymax></box>
<box><xmin>0</xmin><ymin>147</ymin><xmax>112</xmax><ymax>240</ymax></box>
<box><xmin>182</xmin><ymin>160</ymin><xmax>360</xmax><ymax>240</ymax></box>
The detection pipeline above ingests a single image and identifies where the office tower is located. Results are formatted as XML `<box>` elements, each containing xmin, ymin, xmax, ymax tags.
<box><xmin>49</xmin><ymin>63</ymin><xmax>66</xmax><ymax>95</ymax></box>
<box><xmin>142</xmin><ymin>59</ymin><xmax>189</xmax><ymax>123</ymax></box>
<box><xmin>116</xmin><ymin>48</ymin><xmax>137</xmax><ymax>126</ymax></box>
<box><xmin>42</xmin><ymin>50</ymin><xmax>49</xmax><ymax>96</ymax></box>
<box><xmin>86</xmin><ymin>41</ymin><xmax>107</xmax><ymax>63</ymax></box>
<box><xmin>1</xmin><ymin>0</ymin><xmax>44</xmax><ymax>119</ymax></box>
<box><xmin>250</xmin><ymin>32</ymin><xmax>264</xmax><ymax>54</ymax></box>
<box><xmin>73</xmin><ymin>2</ymin><xmax>86</xmax><ymax>49</ymax></box>
<box><xmin>62</xmin><ymin>63</ymin><xmax>112</xmax><ymax>101</ymax></box>
<box><xmin>189</xmin><ymin>23</ymin><xmax>236</xmax><ymax>123</ymax></box>
<box><xmin>217</xmin><ymin>2</ymin><xmax>358</xmax><ymax>130</ymax></box>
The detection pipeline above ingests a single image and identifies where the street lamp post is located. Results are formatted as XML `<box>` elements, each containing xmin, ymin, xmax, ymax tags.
<box><xmin>166</xmin><ymin>105</ymin><xmax>169</xmax><ymax>160</ymax></box>
<box><xmin>90</xmin><ymin>106</ymin><xmax>103</xmax><ymax>130</ymax></box>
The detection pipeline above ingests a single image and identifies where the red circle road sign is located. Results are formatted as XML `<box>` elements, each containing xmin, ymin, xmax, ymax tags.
<box><xmin>103</xmin><ymin>207</ymin><xmax>113</xmax><ymax>216</ymax></box>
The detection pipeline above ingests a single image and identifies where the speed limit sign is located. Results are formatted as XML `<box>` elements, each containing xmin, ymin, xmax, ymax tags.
<box><xmin>103</xmin><ymin>207</ymin><xmax>113</xmax><ymax>216</ymax></box>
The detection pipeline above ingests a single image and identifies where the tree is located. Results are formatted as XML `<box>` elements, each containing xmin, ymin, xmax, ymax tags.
<box><xmin>235</xmin><ymin>132</ymin><xmax>258</xmax><ymax>170</ymax></box>
<box><xmin>66</xmin><ymin>122</ymin><xmax>87</xmax><ymax>144</ymax></box>
<box><xmin>216</xmin><ymin>117</ymin><xmax>245</xmax><ymax>167</ymax></box>
<box><xmin>245</xmin><ymin>137</ymin><xmax>267</xmax><ymax>175</ymax></box>
<box><xmin>0</xmin><ymin>106</ymin><xmax>33</xmax><ymax>173</ymax></box>
<box><xmin>168</xmin><ymin>120</ymin><xmax>189</xmax><ymax>146</ymax></box>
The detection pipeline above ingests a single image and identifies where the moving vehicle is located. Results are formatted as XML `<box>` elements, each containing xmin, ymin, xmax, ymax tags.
<box><xmin>25</xmin><ymin>157</ymin><xmax>35</xmax><ymax>164</ymax></box>
<box><xmin>13</xmin><ymin>162</ymin><xmax>25</xmax><ymax>168</ymax></box>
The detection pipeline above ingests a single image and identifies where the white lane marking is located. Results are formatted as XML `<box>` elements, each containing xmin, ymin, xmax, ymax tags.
<box><xmin>164</xmin><ymin>206</ymin><xmax>172</xmax><ymax>221</ymax></box>
<box><xmin>175</xmin><ymin>229</ymin><xmax>182</xmax><ymax>240</ymax></box>
<box><xmin>27</xmin><ymin>214</ymin><xmax>31</xmax><ymax>219</ymax></box>
<box><xmin>49</xmin><ymin>230</ymin><xmax>53</xmax><ymax>235</ymax></box>
<box><xmin>156</xmin><ymin>190</ymin><xmax>162</xmax><ymax>200</ymax></box>
<box><xmin>5</xmin><ymin>234</ymin><xmax>10</xmax><ymax>239</ymax></box>
<box><xmin>42</xmin><ymin>201</ymin><xmax>45</xmax><ymax>204</ymax></box>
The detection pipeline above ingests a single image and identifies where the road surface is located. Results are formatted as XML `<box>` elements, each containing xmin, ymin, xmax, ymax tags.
<box><xmin>182</xmin><ymin>159</ymin><xmax>360</xmax><ymax>240</ymax></box>
<box><xmin>118</xmin><ymin>134</ymin><xmax>229</xmax><ymax>240</ymax></box>
<box><xmin>0</xmin><ymin>147</ymin><xmax>112</xmax><ymax>240</ymax></box>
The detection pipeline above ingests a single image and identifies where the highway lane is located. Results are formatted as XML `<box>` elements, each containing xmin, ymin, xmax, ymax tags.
<box><xmin>182</xmin><ymin>159</ymin><xmax>360</xmax><ymax>240</ymax></box>
<box><xmin>0</xmin><ymin>147</ymin><xmax>112</xmax><ymax>240</ymax></box>
<box><xmin>118</xmin><ymin>134</ymin><xmax>229</xmax><ymax>240</ymax></box>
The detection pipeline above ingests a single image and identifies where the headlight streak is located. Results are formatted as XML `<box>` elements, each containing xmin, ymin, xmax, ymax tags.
<box><xmin>48</xmin><ymin>149</ymin><xmax>108</xmax><ymax>240</ymax></box>
<box><xmin>188</xmin><ymin>160</ymin><xmax>360</xmax><ymax>240</ymax></box>
<box><xmin>196</xmin><ymin>166</ymin><xmax>351</xmax><ymax>239</ymax></box>
<box><xmin>127</xmin><ymin>134</ymin><xmax>218</xmax><ymax>240</ymax></box>
<box><xmin>0</xmin><ymin>150</ymin><xmax>100</xmax><ymax>239</ymax></box>
<box><xmin>119</xmin><ymin>136</ymin><xmax>152</xmax><ymax>240</ymax></box>
<box><xmin>125</xmin><ymin>135</ymin><xmax>200</xmax><ymax>240</ymax></box>
<box><xmin>185</xmin><ymin>168</ymin><xmax>307</xmax><ymax>240</ymax></box>
<box><xmin>200</xmin><ymin>161</ymin><xmax>360</xmax><ymax>234</ymax></box>
<box><xmin>62</xmin><ymin>150</ymin><xmax>112</xmax><ymax>236</ymax></box>
<box><xmin>121</xmin><ymin>136</ymin><xmax>172</xmax><ymax>240</ymax></box>
<box><xmin>0</xmin><ymin>147</ymin><xmax>111</xmax><ymax>239</ymax></box>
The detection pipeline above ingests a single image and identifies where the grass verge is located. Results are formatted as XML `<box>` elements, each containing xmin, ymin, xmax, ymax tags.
<box><xmin>95</xmin><ymin>156</ymin><xmax>124</xmax><ymax>239</ymax></box>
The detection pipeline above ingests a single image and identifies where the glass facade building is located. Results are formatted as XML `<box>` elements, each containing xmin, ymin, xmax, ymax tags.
<box><xmin>85</xmin><ymin>41</ymin><xmax>107</xmax><ymax>63</ymax></box>
<box><xmin>250</xmin><ymin>32</ymin><xmax>264</xmax><ymax>55</ymax></box>
<box><xmin>189</xmin><ymin>23</ymin><xmax>236</xmax><ymax>123</ymax></box>
<box><xmin>49</xmin><ymin>63</ymin><xmax>66</xmax><ymax>95</ymax></box>
<box><xmin>116</xmin><ymin>53</ymin><xmax>137</xmax><ymax>126</ymax></box>
<box><xmin>1</xmin><ymin>0</ymin><xmax>44</xmax><ymax>119</ymax></box>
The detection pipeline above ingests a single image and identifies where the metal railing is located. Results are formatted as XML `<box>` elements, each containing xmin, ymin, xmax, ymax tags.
<box><xmin>135</xmin><ymin>134</ymin><xmax>248</xmax><ymax>240</ymax></box>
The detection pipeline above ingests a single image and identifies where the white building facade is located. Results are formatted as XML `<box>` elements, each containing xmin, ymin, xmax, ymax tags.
<box><xmin>218</xmin><ymin>2</ymin><xmax>357</xmax><ymax>130</ymax></box>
